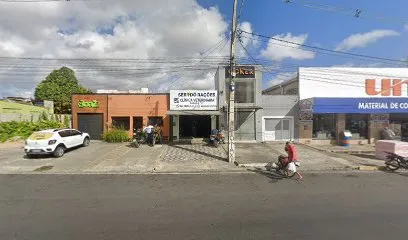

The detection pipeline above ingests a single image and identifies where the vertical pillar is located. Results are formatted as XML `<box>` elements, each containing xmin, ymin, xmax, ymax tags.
<box><xmin>211</xmin><ymin>115</ymin><xmax>217</xmax><ymax>130</ymax></box>
<box><xmin>336</xmin><ymin>114</ymin><xmax>346</xmax><ymax>144</ymax></box>
<box><xmin>299</xmin><ymin>121</ymin><xmax>313</xmax><ymax>144</ymax></box>
<box><xmin>129</xmin><ymin>117</ymin><xmax>134</xmax><ymax>138</ymax></box>
<box><xmin>298</xmin><ymin>99</ymin><xmax>313</xmax><ymax>144</ymax></box>
<box><xmin>368</xmin><ymin>114</ymin><xmax>389</xmax><ymax>144</ymax></box>
<box><xmin>172</xmin><ymin>115</ymin><xmax>180</xmax><ymax>141</ymax></box>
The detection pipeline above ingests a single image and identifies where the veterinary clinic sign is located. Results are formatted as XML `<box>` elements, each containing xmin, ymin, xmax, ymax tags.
<box><xmin>78</xmin><ymin>100</ymin><xmax>99</xmax><ymax>108</ymax></box>
<box><xmin>170</xmin><ymin>90</ymin><xmax>218</xmax><ymax>110</ymax></box>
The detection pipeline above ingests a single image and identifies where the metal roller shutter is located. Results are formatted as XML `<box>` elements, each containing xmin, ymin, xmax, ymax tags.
<box><xmin>77</xmin><ymin>114</ymin><xmax>104</xmax><ymax>140</ymax></box>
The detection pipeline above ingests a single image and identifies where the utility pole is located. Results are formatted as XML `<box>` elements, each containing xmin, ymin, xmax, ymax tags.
<box><xmin>228</xmin><ymin>0</ymin><xmax>238</xmax><ymax>164</ymax></box>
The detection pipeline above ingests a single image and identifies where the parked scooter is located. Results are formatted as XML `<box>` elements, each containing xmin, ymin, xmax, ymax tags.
<box><xmin>209</xmin><ymin>129</ymin><xmax>224</xmax><ymax>147</ymax></box>
<box><xmin>384</xmin><ymin>151</ymin><xmax>408</xmax><ymax>171</ymax></box>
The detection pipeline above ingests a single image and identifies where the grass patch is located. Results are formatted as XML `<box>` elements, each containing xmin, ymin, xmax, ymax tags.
<box><xmin>33</xmin><ymin>165</ymin><xmax>54</xmax><ymax>172</ymax></box>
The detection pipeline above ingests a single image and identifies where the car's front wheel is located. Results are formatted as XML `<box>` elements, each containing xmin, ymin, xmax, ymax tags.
<box><xmin>53</xmin><ymin>145</ymin><xmax>65</xmax><ymax>158</ymax></box>
<box><xmin>82</xmin><ymin>137</ymin><xmax>90</xmax><ymax>147</ymax></box>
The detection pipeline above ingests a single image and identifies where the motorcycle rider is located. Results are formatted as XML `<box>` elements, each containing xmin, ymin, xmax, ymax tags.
<box><xmin>284</xmin><ymin>141</ymin><xmax>303</xmax><ymax>181</ymax></box>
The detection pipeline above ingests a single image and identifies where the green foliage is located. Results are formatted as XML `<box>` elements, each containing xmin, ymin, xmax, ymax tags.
<box><xmin>40</xmin><ymin>111</ymin><xmax>49</xmax><ymax>121</ymax></box>
<box><xmin>63</xmin><ymin>115</ymin><xmax>70</xmax><ymax>128</ymax></box>
<box><xmin>0</xmin><ymin>120</ymin><xmax>64</xmax><ymax>143</ymax></box>
<box><xmin>102</xmin><ymin>127</ymin><xmax>130</xmax><ymax>143</ymax></box>
<box><xmin>34</xmin><ymin>66</ymin><xmax>92</xmax><ymax>114</ymax></box>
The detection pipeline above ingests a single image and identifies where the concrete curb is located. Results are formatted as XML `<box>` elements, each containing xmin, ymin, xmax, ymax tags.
<box><xmin>357</xmin><ymin>165</ymin><xmax>386</xmax><ymax>171</ymax></box>
<box><xmin>238</xmin><ymin>162</ymin><xmax>353</xmax><ymax>172</ymax></box>
<box><xmin>0</xmin><ymin>170</ymin><xmax>252</xmax><ymax>175</ymax></box>
<box><xmin>238</xmin><ymin>162</ymin><xmax>388</xmax><ymax>172</ymax></box>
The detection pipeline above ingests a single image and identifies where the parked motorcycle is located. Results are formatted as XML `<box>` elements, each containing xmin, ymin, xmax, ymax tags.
<box><xmin>146</xmin><ymin>131</ymin><xmax>156</xmax><ymax>147</ymax></box>
<box><xmin>130</xmin><ymin>129</ymin><xmax>145</xmax><ymax>148</ymax></box>
<box><xmin>270</xmin><ymin>155</ymin><xmax>298</xmax><ymax>178</ymax></box>
<box><xmin>210</xmin><ymin>129</ymin><xmax>224</xmax><ymax>147</ymax></box>
<box><xmin>384</xmin><ymin>151</ymin><xmax>408</xmax><ymax>171</ymax></box>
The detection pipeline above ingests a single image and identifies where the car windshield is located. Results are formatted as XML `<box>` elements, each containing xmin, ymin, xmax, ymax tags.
<box><xmin>27</xmin><ymin>132</ymin><xmax>53</xmax><ymax>140</ymax></box>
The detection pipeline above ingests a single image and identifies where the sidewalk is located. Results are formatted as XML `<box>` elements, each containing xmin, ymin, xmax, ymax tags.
<box><xmin>0</xmin><ymin>142</ymin><xmax>245</xmax><ymax>174</ymax></box>
<box><xmin>305</xmin><ymin>143</ymin><xmax>375</xmax><ymax>154</ymax></box>
<box><xmin>0</xmin><ymin>141</ymin><xmax>389</xmax><ymax>174</ymax></box>
<box><xmin>236</xmin><ymin>142</ymin><xmax>385</xmax><ymax>172</ymax></box>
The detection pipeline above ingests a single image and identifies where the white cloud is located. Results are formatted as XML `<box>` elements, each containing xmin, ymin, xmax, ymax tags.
<box><xmin>335</xmin><ymin>29</ymin><xmax>400</xmax><ymax>51</ymax></box>
<box><xmin>0</xmin><ymin>0</ymin><xmax>251</xmax><ymax>98</ymax></box>
<box><xmin>260</xmin><ymin>33</ymin><xmax>315</xmax><ymax>61</ymax></box>
<box><xmin>268</xmin><ymin>72</ymin><xmax>297</xmax><ymax>86</ymax></box>
<box><xmin>405</xmin><ymin>24</ymin><xmax>408</xmax><ymax>31</ymax></box>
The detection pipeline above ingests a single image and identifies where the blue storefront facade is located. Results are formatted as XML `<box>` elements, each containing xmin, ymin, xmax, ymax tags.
<box><xmin>298</xmin><ymin>67</ymin><xmax>408</xmax><ymax>145</ymax></box>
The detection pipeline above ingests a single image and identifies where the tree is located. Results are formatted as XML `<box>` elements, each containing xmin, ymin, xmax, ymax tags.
<box><xmin>34</xmin><ymin>67</ymin><xmax>91</xmax><ymax>114</ymax></box>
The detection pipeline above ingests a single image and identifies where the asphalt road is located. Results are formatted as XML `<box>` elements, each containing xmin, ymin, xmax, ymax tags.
<box><xmin>1</xmin><ymin>171</ymin><xmax>408</xmax><ymax>240</ymax></box>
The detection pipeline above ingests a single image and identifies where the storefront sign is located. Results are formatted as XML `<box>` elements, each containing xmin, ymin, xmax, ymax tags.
<box><xmin>170</xmin><ymin>90</ymin><xmax>218</xmax><ymax>110</ymax></box>
<box><xmin>225</xmin><ymin>66</ymin><xmax>255</xmax><ymax>78</ymax></box>
<box><xmin>78</xmin><ymin>100</ymin><xmax>99</xmax><ymax>108</ymax></box>
<box><xmin>313</xmin><ymin>98</ymin><xmax>408</xmax><ymax>113</ymax></box>
<box><xmin>299</xmin><ymin>68</ymin><xmax>408</xmax><ymax>100</ymax></box>
<box><xmin>366</xmin><ymin>79</ymin><xmax>408</xmax><ymax>96</ymax></box>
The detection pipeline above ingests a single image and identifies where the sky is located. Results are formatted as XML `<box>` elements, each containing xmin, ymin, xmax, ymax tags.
<box><xmin>0</xmin><ymin>0</ymin><xmax>407</xmax><ymax>98</ymax></box>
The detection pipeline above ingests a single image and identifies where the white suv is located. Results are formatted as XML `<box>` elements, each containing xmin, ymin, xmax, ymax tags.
<box><xmin>24</xmin><ymin>128</ymin><xmax>90</xmax><ymax>158</ymax></box>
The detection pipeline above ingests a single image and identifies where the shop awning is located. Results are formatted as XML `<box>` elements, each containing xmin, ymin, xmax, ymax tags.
<box><xmin>167</xmin><ymin>110</ymin><xmax>222</xmax><ymax>116</ymax></box>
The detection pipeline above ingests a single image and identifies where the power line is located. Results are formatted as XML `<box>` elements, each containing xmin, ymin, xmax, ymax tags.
<box><xmin>0</xmin><ymin>56</ymin><xmax>230</xmax><ymax>61</ymax></box>
<box><xmin>158</xmin><ymin>38</ymin><xmax>229</xmax><ymax>91</ymax></box>
<box><xmin>240</xmin><ymin>34</ymin><xmax>407</xmax><ymax>67</ymax></box>
<box><xmin>281</xmin><ymin>0</ymin><xmax>408</xmax><ymax>24</ymax></box>
<box><xmin>238</xmin><ymin>30</ymin><xmax>408</xmax><ymax>66</ymax></box>
<box><xmin>237</xmin><ymin>0</ymin><xmax>246</xmax><ymax>23</ymax></box>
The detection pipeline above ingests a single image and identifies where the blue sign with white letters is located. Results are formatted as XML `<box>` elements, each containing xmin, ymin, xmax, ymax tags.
<box><xmin>313</xmin><ymin>98</ymin><xmax>408</xmax><ymax>113</ymax></box>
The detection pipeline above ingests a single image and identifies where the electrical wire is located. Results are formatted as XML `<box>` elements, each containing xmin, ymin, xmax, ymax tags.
<box><xmin>160</xmin><ymin>38</ymin><xmax>229</xmax><ymax>91</ymax></box>
<box><xmin>238</xmin><ymin>30</ymin><xmax>408</xmax><ymax>65</ymax></box>
<box><xmin>281</xmin><ymin>0</ymin><xmax>408</xmax><ymax>25</ymax></box>
<box><xmin>237</xmin><ymin>0</ymin><xmax>246</xmax><ymax>23</ymax></box>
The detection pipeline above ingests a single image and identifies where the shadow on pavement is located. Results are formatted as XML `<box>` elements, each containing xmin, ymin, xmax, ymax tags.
<box><xmin>377</xmin><ymin>166</ymin><xmax>408</xmax><ymax>178</ymax></box>
<box><xmin>171</xmin><ymin>145</ymin><xmax>228</xmax><ymax>162</ymax></box>
<box><xmin>246</xmin><ymin>167</ymin><xmax>287</xmax><ymax>183</ymax></box>
<box><xmin>23</xmin><ymin>146</ymin><xmax>79</xmax><ymax>160</ymax></box>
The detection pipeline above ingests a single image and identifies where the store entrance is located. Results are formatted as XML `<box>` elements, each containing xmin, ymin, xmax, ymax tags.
<box><xmin>179</xmin><ymin>115</ymin><xmax>211</xmax><ymax>138</ymax></box>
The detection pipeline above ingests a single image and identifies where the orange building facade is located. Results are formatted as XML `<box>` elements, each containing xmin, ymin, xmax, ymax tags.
<box><xmin>71</xmin><ymin>94</ymin><xmax>170</xmax><ymax>140</ymax></box>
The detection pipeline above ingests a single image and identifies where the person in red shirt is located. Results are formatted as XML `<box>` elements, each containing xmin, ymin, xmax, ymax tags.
<box><xmin>285</xmin><ymin>141</ymin><xmax>303</xmax><ymax>181</ymax></box>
